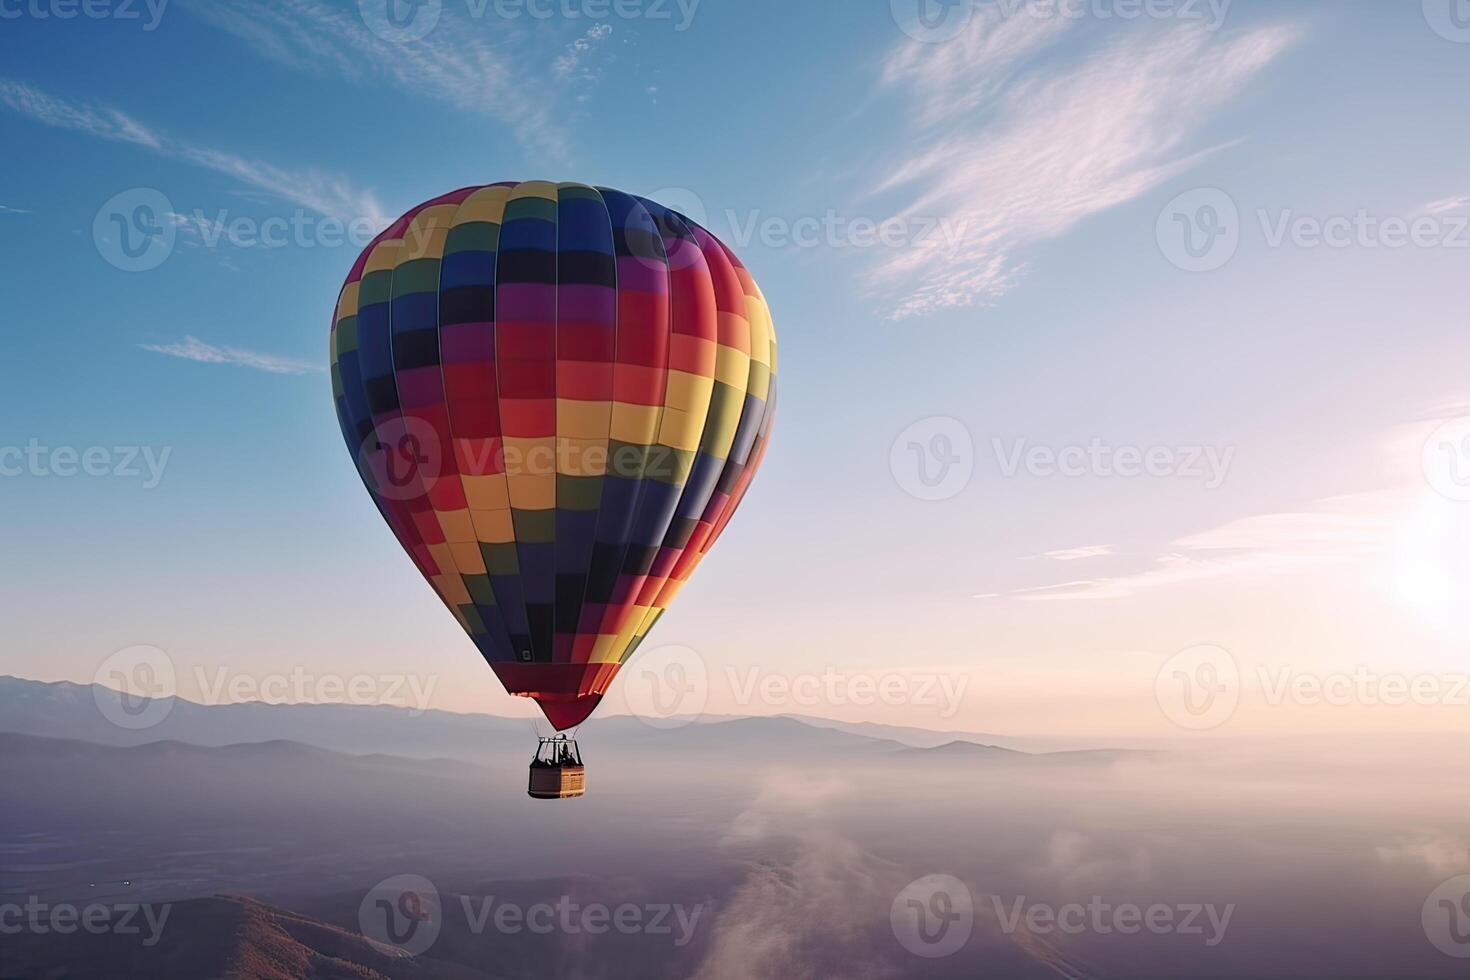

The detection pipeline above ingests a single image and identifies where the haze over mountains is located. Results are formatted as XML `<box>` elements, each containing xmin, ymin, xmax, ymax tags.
<box><xmin>0</xmin><ymin>675</ymin><xmax>1085</xmax><ymax>761</ymax></box>
<box><xmin>4</xmin><ymin>674</ymin><xmax>1468</xmax><ymax>978</ymax></box>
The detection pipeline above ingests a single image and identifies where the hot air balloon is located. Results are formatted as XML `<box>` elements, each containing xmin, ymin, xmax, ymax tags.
<box><xmin>329</xmin><ymin>182</ymin><xmax>777</xmax><ymax>798</ymax></box>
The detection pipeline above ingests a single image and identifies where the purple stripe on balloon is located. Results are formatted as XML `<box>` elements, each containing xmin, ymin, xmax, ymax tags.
<box><xmin>615</xmin><ymin>256</ymin><xmax>667</xmax><ymax>294</ymax></box>
<box><xmin>497</xmin><ymin>282</ymin><xmax>556</xmax><ymax>320</ymax></box>
<box><xmin>396</xmin><ymin>366</ymin><xmax>444</xmax><ymax>409</ymax></box>
<box><xmin>556</xmin><ymin>284</ymin><xmax>617</xmax><ymax>322</ymax></box>
<box><xmin>441</xmin><ymin>322</ymin><xmax>495</xmax><ymax>363</ymax></box>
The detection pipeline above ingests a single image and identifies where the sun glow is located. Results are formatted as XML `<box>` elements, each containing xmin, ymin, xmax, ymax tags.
<box><xmin>1391</xmin><ymin>493</ymin><xmax>1470</xmax><ymax>632</ymax></box>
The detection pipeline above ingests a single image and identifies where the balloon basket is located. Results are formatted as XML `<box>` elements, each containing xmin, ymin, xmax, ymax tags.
<box><xmin>528</xmin><ymin>735</ymin><xmax>585</xmax><ymax>800</ymax></box>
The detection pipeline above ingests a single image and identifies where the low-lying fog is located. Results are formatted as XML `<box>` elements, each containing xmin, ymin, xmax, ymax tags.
<box><xmin>6</xmin><ymin>712</ymin><xmax>1468</xmax><ymax>978</ymax></box>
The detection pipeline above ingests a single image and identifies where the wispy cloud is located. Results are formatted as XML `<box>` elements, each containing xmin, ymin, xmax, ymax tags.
<box><xmin>978</xmin><ymin>489</ymin><xmax>1403</xmax><ymax>602</ymax></box>
<box><xmin>1029</xmin><ymin>545</ymin><xmax>1115</xmax><ymax>562</ymax></box>
<box><xmin>554</xmin><ymin>23</ymin><xmax>614</xmax><ymax>81</ymax></box>
<box><xmin>871</xmin><ymin>17</ymin><xmax>1302</xmax><ymax>318</ymax></box>
<box><xmin>178</xmin><ymin>0</ymin><xmax>567</xmax><ymax>158</ymax></box>
<box><xmin>0</xmin><ymin>79</ymin><xmax>160</xmax><ymax>148</ymax></box>
<box><xmin>0</xmin><ymin>203</ymin><xmax>33</xmax><ymax>215</ymax></box>
<box><xmin>0</xmin><ymin>79</ymin><xmax>387</xmax><ymax>227</ymax></box>
<box><xmin>694</xmin><ymin>774</ymin><xmax>905</xmax><ymax>980</ymax></box>
<box><xmin>140</xmin><ymin>336</ymin><xmax>319</xmax><ymax>375</ymax></box>
<box><xmin>1420</xmin><ymin>194</ymin><xmax>1470</xmax><ymax>215</ymax></box>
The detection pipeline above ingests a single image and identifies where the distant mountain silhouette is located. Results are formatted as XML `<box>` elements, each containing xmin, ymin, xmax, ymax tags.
<box><xmin>0</xmin><ymin>894</ymin><xmax>490</xmax><ymax>980</ymax></box>
<box><xmin>0</xmin><ymin>674</ymin><xmax>531</xmax><ymax>762</ymax></box>
<box><xmin>0</xmin><ymin>675</ymin><xmax>1144</xmax><ymax>769</ymax></box>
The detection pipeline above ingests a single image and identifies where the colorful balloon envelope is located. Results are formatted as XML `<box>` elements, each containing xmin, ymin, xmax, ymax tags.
<box><xmin>330</xmin><ymin>182</ymin><xmax>777</xmax><ymax>732</ymax></box>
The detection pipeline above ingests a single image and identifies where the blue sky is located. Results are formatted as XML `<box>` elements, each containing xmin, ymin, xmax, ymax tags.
<box><xmin>4</xmin><ymin>0</ymin><xmax>1470</xmax><ymax>736</ymax></box>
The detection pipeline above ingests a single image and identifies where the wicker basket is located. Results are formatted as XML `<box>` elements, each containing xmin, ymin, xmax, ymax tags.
<box><xmin>528</xmin><ymin>764</ymin><xmax>586</xmax><ymax>799</ymax></box>
<box><xmin>528</xmin><ymin>735</ymin><xmax>586</xmax><ymax>799</ymax></box>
